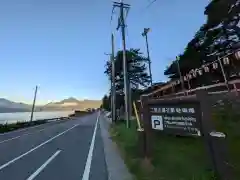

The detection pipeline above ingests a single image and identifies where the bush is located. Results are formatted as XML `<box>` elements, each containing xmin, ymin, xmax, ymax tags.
<box><xmin>111</xmin><ymin>110</ymin><xmax>240</xmax><ymax>180</ymax></box>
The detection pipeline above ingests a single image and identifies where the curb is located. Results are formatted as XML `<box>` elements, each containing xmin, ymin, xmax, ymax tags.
<box><xmin>99</xmin><ymin>114</ymin><xmax>132</xmax><ymax>180</ymax></box>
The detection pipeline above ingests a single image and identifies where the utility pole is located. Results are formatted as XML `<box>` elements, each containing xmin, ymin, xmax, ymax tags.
<box><xmin>113</xmin><ymin>1</ymin><xmax>131</xmax><ymax>128</ymax></box>
<box><xmin>30</xmin><ymin>85</ymin><xmax>38</xmax><ymax>122</ymax></box>
<box><xmin>142</xmin><ymin>28</ymin><xmax>153</xmax><ymax>85</ymax></box>
<box><xmin>104</xmin><ymin>44</ymin><xmax>116</xmax><ymax>123</ymax></box>
<box><xmin>111</xmin><ymin>33</ymin><xmax>116</xmax><ymax>123</ymax></box>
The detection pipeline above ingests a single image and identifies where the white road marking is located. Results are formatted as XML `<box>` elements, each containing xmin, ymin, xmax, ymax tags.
<box><xmin>26</xmin><ymin>150</ymin><xmax>61</xmax><ymax>180</ymax></box>
<box><xmin>0</xmin><ymin>126</ymin><xmax>52</xmax><ymax>144</ymax></box>
<box><xmin>82</xmin><ymin>112</ymin><xmax>100</xmax><ymax>180</ymax></box>
<box><xmin>0</xmin><ymin>124</ymin><xmax>80</xmax><ymax>171</ymax></box>
<box><xmin>0</xmin><ymin>136</ymin><xmax>21</xmax><ymax>144</ymax></box>
<box><xmin>0</xmin><ymin>123</ymin><xmax>50</xmax><ymax>136</ymax></box>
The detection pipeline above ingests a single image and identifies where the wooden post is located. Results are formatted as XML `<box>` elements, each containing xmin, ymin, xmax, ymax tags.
<box><xmin>196</xmin><ymin>90</ymin><xmax>234</xmax><ymax>180</ymax></box>
<box><xmin>171</xmin><ymin>83</ymin><xmax>175</xmax><ymax>94</ymax></box>
<box><xmin>233</xmin><ymin>83</ymin><xmax>239</xmax><ymax>96</ymax></box>
<box><xmin>140</xmin><ymin>95</ymin><xmax>152</xmax><ymax>158</ymax></box>
<box><xmin>218</xmin><ymin>57</ymin><xmax>229</xmax><ymax>91</ymax></box>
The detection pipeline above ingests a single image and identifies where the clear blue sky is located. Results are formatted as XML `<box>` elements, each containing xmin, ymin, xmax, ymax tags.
<box><xmin>0</xmin><ymin>0</ymin><xmax>210</xmax><ymax>104</ymax></box>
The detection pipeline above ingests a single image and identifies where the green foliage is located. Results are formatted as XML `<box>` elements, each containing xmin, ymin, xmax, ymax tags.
<box><xmin>104</xmin><ymin>48</ymin><xmax>151</xmax><ymax>94</ymax></box>
<box><xmin>212</xmin><ymin>103</ymin><xmax>240</xmax><ymax>178</ymax></box>
<box><xmin>104</xmin><ymin>48</ymin><xmax>151</xmax><ymax>109</ymax></box>
<box><xmin>112</xmin><ymin>105</ymin><xmax>240</xmax><ymax>179</ymax></box>
<box><xmin>111</xmin><ymin>121</ymin><xmax>216</xmax><ymax>180</ymax></box>
<box><xmin>164</xmin><ymin>0</ymin><xmax>240</xmax><ymax>86</ymax></box>
<box><xmin>0</xmin><ymin>120</ymin><xmax>47</xmax><ymax>133</ymax></box>
<box><xmin>101</xmin><ymin>94</ymin><xmax>111</xmax><ymax>111</ymax></box>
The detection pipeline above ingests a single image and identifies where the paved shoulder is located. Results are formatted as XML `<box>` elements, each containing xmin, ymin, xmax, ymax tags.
<box><xmin>99</xmin><ymin>114</ymin><xmax>132</xmax><ymax>180</ymax></box>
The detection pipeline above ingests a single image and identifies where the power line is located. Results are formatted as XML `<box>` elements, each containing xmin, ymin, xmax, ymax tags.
<box><xmin>146</xmin><ymin>0</ymin><xmax>157</xmax><ymax>9</ymax></box>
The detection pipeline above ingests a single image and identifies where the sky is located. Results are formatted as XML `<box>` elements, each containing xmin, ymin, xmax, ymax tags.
<box><xmin>0</xmin><ymin>0</ymin><xmax>210</xmax><ymax>105</ymax></box>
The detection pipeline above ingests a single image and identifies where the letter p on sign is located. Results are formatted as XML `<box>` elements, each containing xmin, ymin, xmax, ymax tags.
<box><xmin>151</xmin><ymin>115</ymin><xmax>163</xmax><ymax>130</ymax></box>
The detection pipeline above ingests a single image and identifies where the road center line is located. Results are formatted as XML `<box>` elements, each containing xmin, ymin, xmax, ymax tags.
<box><xmin>0</xmin><ymin>123</ymin><xmax>52</xmax><ymax>136</ymax></box>
<box><xmin>0</xmin><ymin>136</ymin><xmax>21</xmax><ymax>144</ymax></box>
<box><xmin>0</xmin><ymin>128</ymin><xmax>47</xmax><ymax>145</ymax></box>
<box><xmin>0</xmin><ymin>123</ymin><xmax>80</xmax><ymax>171</ymax></box>
<box><xmin>81</xmin><ymin>112</ymin><xmax>100</xmax><ymax>180</ymax></box>
<box><xmin>26</xmin><ymin>150</ymin><xmax>61</xmax><ymax>180</ymax></box>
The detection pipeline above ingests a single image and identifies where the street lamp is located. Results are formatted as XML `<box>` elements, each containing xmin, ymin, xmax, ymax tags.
<box><xmin>142</xmin><ymin>28</ymin><xmax>153</xmax><ymax>86</ymax></box>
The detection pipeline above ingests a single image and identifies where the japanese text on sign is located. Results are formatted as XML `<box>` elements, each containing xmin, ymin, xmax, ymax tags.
<box><xmin>150</xmin><ymin>107</ymin><xmax>195</xmax><ymax>114</ymax></box>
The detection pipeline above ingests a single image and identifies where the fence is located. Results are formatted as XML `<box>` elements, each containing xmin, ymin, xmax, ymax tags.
<box><xmin>147</xmin><ymin>48</ymin><xmax>240</xmax><ymax>99</ymax></box>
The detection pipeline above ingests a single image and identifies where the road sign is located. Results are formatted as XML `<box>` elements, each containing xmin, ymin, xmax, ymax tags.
<box><xmin>148</xmin><ymin>100</ymin><xmax>201</xmax><ymax>136</ymax></box>
<box><xmin>151</xmin><ymin>115</ymin><xmax>163</xmax><ymax>130</ymax></box>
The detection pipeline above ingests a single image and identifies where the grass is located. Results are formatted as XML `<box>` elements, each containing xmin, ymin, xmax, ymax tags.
<box><xmin>110</xmin><ymin>105</ymin><xmax>240</xmax><ymax>180</ymax></box>
<box><xmin>0</xmin><ymin>120</ymin><xmax>47</xmax><ymax>133</ymax></box>
<box><xmin>212</xmin><ymin>103</ymin><xmax>240</xmax><ymax>178</ymax></box>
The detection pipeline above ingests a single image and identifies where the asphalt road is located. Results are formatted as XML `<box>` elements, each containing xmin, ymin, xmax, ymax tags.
<box><xmin>0</xmin><ymin>112</ymin><xmax>108</xmax><ymax>180</ymax></box>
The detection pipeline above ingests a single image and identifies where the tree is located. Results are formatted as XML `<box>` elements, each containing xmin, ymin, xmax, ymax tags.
<box><xmin>203</xmin><ymin>0</ymin><xmax>240</xmax><ymax>55</ymax></box>
<box><xmin>104</xmin><ymin>48</ymin><xmax>151</xmax><ymax>108</ymax></box>
<box><xmin>164</xmin><ymin>0</ymin><xmax>240</xmax><ymax>88</ymax></box>
<box><xmin>105</xmin><ymin>48</ymin><xmax>151</xmax><ymax>94</ymax></box>
<box><xmin>101</xmin><ymin>95</ymin><xmax>110</xmax><ymax>111</ymax></box>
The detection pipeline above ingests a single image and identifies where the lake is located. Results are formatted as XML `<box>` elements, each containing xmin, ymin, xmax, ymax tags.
<box><xmin>0</xmin><ymin>111</ymin><xmax>74</xmax><ymax>124</ymax></box>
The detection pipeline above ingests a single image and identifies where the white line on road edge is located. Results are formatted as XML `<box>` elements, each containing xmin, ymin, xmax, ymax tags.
<box><xmin>26</xmin><ymin>150</ymin><xmax>61</xmax><ymax>180</ymax></box>
<box><xmin>0</xmin><ymin>124</ymin><xmax>80</xmax><ymax>171</ymax></box>
<box><xmin>81</xmin><ymin>112</ymin><xmax>100</xmax><ymax>180</ymax></box>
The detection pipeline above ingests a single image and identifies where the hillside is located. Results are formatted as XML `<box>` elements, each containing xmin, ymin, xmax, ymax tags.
<box><xmin>0</xmin><ymin>98</ymin><xmax>101</xmax><ymax>113</ymax></box>
<box><xmin>40</xmin><ymin>98</ymin><xmax>101</xmax><ymax>111</ymax></box>
<box><xmin>0</xmin><ymin>98</ymin><xmax>31</xmax><ymax>112</ymax></box>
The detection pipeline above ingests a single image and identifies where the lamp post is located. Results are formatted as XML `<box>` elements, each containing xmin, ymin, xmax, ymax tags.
<box><xmin>142</xmin><ymin>28</ymin><xmax>153</xmax><ymax>85</ymax></box>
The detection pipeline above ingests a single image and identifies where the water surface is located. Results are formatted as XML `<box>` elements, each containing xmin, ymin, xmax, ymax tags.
<box><xmin>0</xmin><ymin>111</ymin><xmax>73</xmax><ymax>124</ymax></box>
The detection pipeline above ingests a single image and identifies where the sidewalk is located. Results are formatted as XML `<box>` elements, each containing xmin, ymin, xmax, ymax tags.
<box><xmin>99</xmin><ymin>114</ymin><xmax>132</xmax><ymax>180</ymax></box>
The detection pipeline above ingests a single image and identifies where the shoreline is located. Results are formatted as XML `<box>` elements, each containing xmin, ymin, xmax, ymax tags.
<box><xmin>0</xmin><ymin>111</ymin><xmax>74</xmax><ymax>125</ymax></box>
<box><xmin>0</xmin><ymin>110</ymin><xmax>74</xmax><ymax>114</ymax></box>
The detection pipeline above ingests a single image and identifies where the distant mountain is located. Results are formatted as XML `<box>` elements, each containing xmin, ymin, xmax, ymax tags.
<box><xmin>40</xmin><ymin>98</ymin><xmax>101</xmax><ymax>111</ymax></box>
<box><xmin>0</xmin><ymin>97</ymin><xmax>101</xmax><ymax>113</ymax></box>
<box><xmin>0</xmin><ymin>98</ymin><xmax>31</xmax><ymax>113</ymax></box>
<box><xmin>0</xmin><ymin>98</ymin><xmax>31</xmax><ymax>109</ymax></box>
<box><xmin>60</xmin><ymin>97</ymin><xmax>80</xmax><ymax>104</ymax></box>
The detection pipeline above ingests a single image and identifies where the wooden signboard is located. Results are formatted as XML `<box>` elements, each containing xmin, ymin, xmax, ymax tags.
<box><xmin>147</xmin><ymin>99</ymin><xmax>202</xmax><ymax>136</ymax></box>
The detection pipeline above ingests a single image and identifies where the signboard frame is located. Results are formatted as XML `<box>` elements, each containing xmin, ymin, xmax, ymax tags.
<box><xmin>146</xmin><ymin>98</ymin><xmax>202</xmax><ymax>137</ymax></box>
